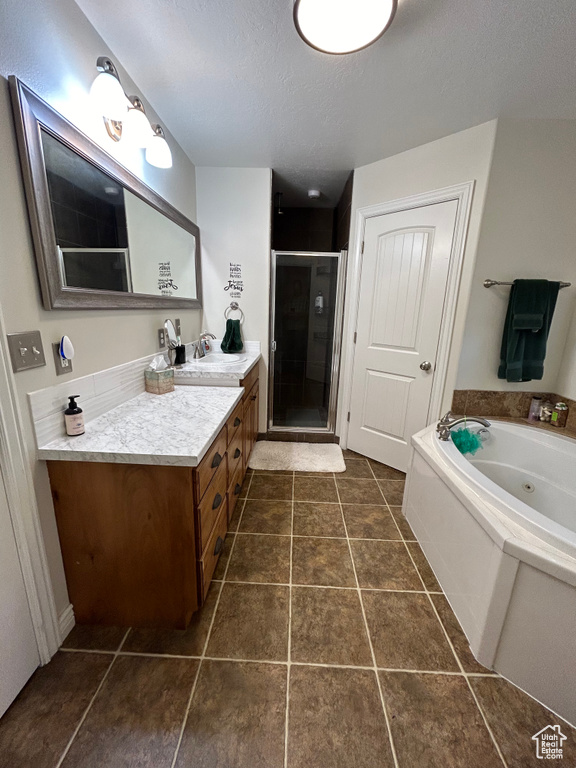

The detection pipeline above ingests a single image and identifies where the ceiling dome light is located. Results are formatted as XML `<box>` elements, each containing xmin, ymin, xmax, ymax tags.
<box><xmin>146</xmin><ymin>125</ymin><xmax>173</xmax><ymax>169</ymax></box>
<box><xmin>121</xmin><ymin>96</ymin><xmax>153</xmax><ymax>148</ymax></box>
<box><xmin>90</xmin><ymin>57</ymin><xmax>128</xmax><ymax>121</ymax></box>
<box><xmin>294</xmin><ymin>0</ymin><xmax>397</xmax><ymax>55</ymax></box>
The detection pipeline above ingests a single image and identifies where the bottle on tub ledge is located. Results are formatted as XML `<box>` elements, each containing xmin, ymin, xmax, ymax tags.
<box><xmin>64</xmin><ymin>395</ymin><xmax>85</xmax><ymax>436</ymax></box>
<box><xmin>551</xmin><ymin>402</ymin><xmax>569</xmax><ymax>428</ymax></box>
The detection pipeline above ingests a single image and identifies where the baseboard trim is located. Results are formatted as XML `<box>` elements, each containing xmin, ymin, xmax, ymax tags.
<box><xmin>58</xmin><ymin>603</ymin><xmax>75</xmax><ymax>643</ymax></box>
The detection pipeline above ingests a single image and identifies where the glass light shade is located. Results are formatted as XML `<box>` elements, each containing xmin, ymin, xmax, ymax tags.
<box><xmin>146</xmin><ymin>133</ymin><xmax>173</xmax><ymax>169</ymax></box>
<box><xmin>89</xmin><ymin>71</ymin><xmax>128</xmax><ymax>121</ymax></box>
<box><xmin>121</xmin><ymin>103</ymin><xmax>153</xmax><ymax>148</ymax></box>
<box><xmin>294</xmin><ymin>0</ymin><xmax>397</xmax><ymax>54</ymax></box>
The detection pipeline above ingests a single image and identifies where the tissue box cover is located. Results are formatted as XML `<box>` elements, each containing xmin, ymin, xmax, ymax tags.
<box><xmin>144</xmin><ymin>368</ymin><xmax>174</xmax><ymax>394</ymax></box>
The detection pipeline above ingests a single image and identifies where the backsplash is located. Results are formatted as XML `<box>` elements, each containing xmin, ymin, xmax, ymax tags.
<box><xmin>452</xmin><ymin>389</ymin><xmax>576</xmax><ymax>432</ymax></box>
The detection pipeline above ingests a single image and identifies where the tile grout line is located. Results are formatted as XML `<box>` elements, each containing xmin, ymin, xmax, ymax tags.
<box><xmin>283</xmin><ymin>471</ymin><xmax>295</xmax><ymax>768</ymax></box>
<box><xmin>334</xmin><ymin>476</ymin><xmax>401</xmax><ymax>768</ymax></box>
<box><xmin>169</xmin><ymin>473</ymin><xmax>253</xmax><ymax>768</ymax></box>
<box><xmin>54</xmin><ymin>650</ymin><xmax>500</xmax><ymax>675</ymax></box>
<box><xmin>234</xmin><ymin>531</ymin><xmax>410</xmax><ymax>542</ymax></box>
<box><xmin>394</xmin><ymin>495</ymin><xmax>510</xmax><ymax>768</ymax></box>
<box><xmin>54</xmin><ymin>628</ymin><xmax>131</xmax><ymax>768</ymax></box>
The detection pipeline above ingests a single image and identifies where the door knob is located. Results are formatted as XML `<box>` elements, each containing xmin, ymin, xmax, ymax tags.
<box><xmin>420</xmin><ymin>361</ymin><xmax>432</xmax><ymax>371</ymax></box>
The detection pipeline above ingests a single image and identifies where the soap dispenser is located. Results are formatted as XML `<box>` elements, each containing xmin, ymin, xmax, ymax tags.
<box><xmin>64</xmin><ymin>395</ymin><xmax>85</xmax><ymax>436</ymax></box>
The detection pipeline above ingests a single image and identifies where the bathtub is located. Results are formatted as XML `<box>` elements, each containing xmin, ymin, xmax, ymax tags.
<box><xmin>403</xmin><ymin>420</ymin><xmax>576</xmax><ymax>726</ymax></box>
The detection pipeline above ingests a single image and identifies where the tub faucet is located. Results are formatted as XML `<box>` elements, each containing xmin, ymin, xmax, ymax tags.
<box><xmin>436</xmin><ymin>413</ymin><xmax>491</xmax><ymax>441</ymax></box>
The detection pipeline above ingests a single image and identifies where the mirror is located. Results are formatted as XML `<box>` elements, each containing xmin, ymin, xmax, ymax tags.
<box><xmin>9</xmin><ymin>76</ymin><xmax>202</xmax><ymax>310</ymax></box>
<box><xmin>164</xmin><ymin>319</ymin><xmax>178</xmax><ymax>348</ymax></box>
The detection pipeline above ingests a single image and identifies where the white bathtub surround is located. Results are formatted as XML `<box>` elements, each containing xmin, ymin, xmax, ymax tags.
<box><xmin>175</xmin><ymin>341</ymin><xmax>261</xmax><ymax>385</ymax></box>
<box><xmin>248</xmin><ymin>442</ymin><xmax>345</xmax><ymax>473</ymax></box>
<box><xmin>404</xmin><ymin>421</ymin><xmax>576</xmax><ymax>726</ymax></box>
<box><xmin>37</xmin><ymin>387</ymin><xmax>243</xmax><ymax>467</ymax></box>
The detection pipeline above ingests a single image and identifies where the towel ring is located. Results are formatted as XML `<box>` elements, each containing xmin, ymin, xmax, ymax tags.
<box><xmin>224</xmin><ymin>301</ymin><xmax>245</xmax><ymax>323</ymax></box>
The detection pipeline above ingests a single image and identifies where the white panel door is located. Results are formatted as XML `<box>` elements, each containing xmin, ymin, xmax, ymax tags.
<box><xmin>348</xmin><ymin>200</ymin><xmax>458</xmax><ymax>470</ymax></box>
<box><xmin>0</xmin><ymin>464</ymin><xmax>39</xmax><ymax>717</ymax></box>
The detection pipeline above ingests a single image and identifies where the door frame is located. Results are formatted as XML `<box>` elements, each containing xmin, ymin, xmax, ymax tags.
<box><xmin>268</xmin><ymin>250</ymin><xmax>347</xmax><ymax>433</ymax></box>
<box><xmin>339</xmin><ymin>181</ymin><xmax>475</xmax><ymax>448</ymax></box>
<box><xmin>0</xmin><ymin>304</ymin><xmax>60</xmax><ymax>665</ymax></box>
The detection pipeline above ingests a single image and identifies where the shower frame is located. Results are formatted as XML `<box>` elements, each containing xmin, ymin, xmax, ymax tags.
<box><xmin>268</xmin><ymin>250</ymin><xmax>347</xmax><ymax>434</ymax></box>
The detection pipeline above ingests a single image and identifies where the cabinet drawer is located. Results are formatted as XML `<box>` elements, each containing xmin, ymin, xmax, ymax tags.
<box><xmin>197</xmin><ymin>457</ymin><xmax>228</xmax><ymax>553</ymax></box>
<box><xmin>195</xmin><ymin>426</ymin><xmax>227</xmax><ymax>503</ymax></box>
<box><xmin>240</xmin><ymin>364</ymin><xmax>258</xmax><ymax>402</ymax></box>
<box><xmin>228</xmin><ymin>424</ymin><xmax>244</xmax><ymax>478</ymax></box>
<box><xmin>227</xmin><ymin>462</ymin><xmax>244</xmax><ymax>522</ymax></box>
<box><xmin>199</xmin><ymin>503</ymin><xmax>228</xmax><ymax>602</ymax></box>
<box><xmin>226</xmin><ymin>400</ymin><xmax>244</xmax><ymax>446</ymax></box>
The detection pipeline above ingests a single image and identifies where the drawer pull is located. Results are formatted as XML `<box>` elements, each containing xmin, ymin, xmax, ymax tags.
<box><xmin>212</xmin><ymin>493</ymin><xmax>223</xmax><ymax>510</ymax></box>
<box><xmin>234</xmin><ymin>417</ymin><xmax>241</xmax><ymax>427</ymax></box>
<box><xmin>211</xmin><ymin>452</ymin><xmax>222</xmax><ymax>469</ymax></box>
<box><xmin>214</xmin><ymin>536</ymin><xmax>224</xmax><ymax>556</ymax></box>
<box><xmin>234</xmin><ymin>448</ymin><xmax>241</xmax><ymax>459</ymax></box>
<box><xmin>250</xmin><ymin>395</ymin><xmax>257</xmax><ymax>401</ymax></box>
<box><xmin>234</xmin><ymin>483</ymin><xmax>242</xmax><ymax>496</ymax></box>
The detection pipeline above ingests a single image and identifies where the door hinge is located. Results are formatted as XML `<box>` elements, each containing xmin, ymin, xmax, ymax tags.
<box><xmin>361</xmin><ymin>241</ymin><xmax>364</xmax><ymax>254</ymax></box>
<box><xmin>347</xmin><ymin>412</ymin><xmax>350</xmax><ymax>423</ymax></box>
<box><xmin>353</xmin><ymin>332</ymin><xmax>357</xmax><ymax>344</ymax></box>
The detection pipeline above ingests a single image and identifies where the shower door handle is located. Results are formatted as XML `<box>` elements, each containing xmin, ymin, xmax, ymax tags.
<box><xmin>271</xmin><ymin>340</ymin><xmax>277</xmax><ymax>352</ymax></box>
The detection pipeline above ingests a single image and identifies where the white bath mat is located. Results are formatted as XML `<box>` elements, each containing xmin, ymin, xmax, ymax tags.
<box><xmin>248</xmin><ymin>442</ymin><xmax>346</xmax><ymax>473</ymax></box>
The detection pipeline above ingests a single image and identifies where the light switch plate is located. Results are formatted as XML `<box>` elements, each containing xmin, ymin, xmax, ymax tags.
<box><xmin>7</xmin><ymin>331</ymin><xmax>46</xmax><ymax>373</ymax></box>
<box><xmin>52</xmin><ymin>343</ymin><xmax>73</xmax><ymax>376</ymax></box>
<box><xmin>175</xmin><ymin>318</ymin><xmax>181</xmax><ymax>336</ymax></box>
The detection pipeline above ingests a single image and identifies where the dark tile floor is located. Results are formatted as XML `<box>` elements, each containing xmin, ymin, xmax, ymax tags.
<box><xmin>0</xmin><ymin>452</ymin><xmax>574</xmax><ymax>767</ymax></box>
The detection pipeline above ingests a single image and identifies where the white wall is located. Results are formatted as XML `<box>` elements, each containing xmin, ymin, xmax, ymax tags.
<box><xmin>556</xmin><ymin>306</ymin><xmax>576</xmax><ymax>400</ymax></box>
<box><xmin>0</xmin><ymin>0</ymin><xmax>200</xmax><ymax>615</ymax></box>
<box><xmin>338</xmin><ymin>121</ymin><xmax>498</xmax><ymax>438</ymax></box>
<box><xmin>196</xmin><ymin>167</ymin><xmax>272</xmax><ymax>430</ymax></box>
<box><xmin>456</xmin><ymin>120</ymin><xmax>576</xmax><ymax>393</ymax></box>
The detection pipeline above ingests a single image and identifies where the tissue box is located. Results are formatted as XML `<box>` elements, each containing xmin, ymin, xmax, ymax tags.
<box><xmin>145</xmin><ymin>368</ymin><xmax>174</xmax><ymax>395</ymax></box>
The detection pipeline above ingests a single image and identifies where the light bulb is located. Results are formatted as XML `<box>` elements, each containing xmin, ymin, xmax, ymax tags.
<box><xmin>89</xmin><ymin>71</ymin><xmax>128</xmax><ymax>121</ymax></box>
<box><xmin>294</xmin><ymin>0</ymin><xmax>397</xmax><ymax>54</ymax></box>
<box><xmin>121</xmin><ymin>98</ymin><xmax>153</xmax><ymax>148</ymax></box>
<box><xmin>146</xmin><ymin>126</ymin><xmax>173</xmax><ymax>169</ymax></box>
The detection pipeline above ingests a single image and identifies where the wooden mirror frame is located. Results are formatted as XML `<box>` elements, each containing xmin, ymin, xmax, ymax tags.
<box><xmin>9</xmin><ymin>76</ymin><xmax>202</xmax><ymax>310</ymax></box>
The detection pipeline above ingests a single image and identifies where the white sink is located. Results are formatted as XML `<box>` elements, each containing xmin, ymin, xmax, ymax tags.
<box><xmin>186</xmin><ymin>353</ymin><xmax>246</xmax><ymax>365</ymax></box>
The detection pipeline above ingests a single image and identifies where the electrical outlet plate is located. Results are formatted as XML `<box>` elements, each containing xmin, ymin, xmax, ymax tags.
<box><xmin>175</xmin><ymin>318</ymin><xmax>181</xmax><ymax>336</ymax></box>
<box><xmin>52</xmin><ymin>342</ymin><xmax>73</xmax><ymax>376</ymax></box>
<box><xmin>7</xmin><ymin>331</ymin><xmax>46</xmax><ymax>373</ymax></box>
<box><xmin>158</xmin><ymin>328</ymin><xmax>166</xmax><ymax>349</ymax></box>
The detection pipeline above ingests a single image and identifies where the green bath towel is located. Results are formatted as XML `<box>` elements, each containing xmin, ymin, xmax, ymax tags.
<box><xmin>498</xmin><ymin>279</ymin><xmax>560</xmax><ymax>382</ymax></box>
<box><xmin>221</xmin><ymin>319</ymin><xmax>244</xmax><ymax>353</ymax></box>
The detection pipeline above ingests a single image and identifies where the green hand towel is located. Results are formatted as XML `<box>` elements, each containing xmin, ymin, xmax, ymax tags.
<box><xmin>498</xmin><ymin>280</ymin><xmax>560</xmax><ymax>382</ymax></box>
<box><xmin>221</xmin><ymin>319</ymin><xmax>243</xmax><ymax>353</ymax></box>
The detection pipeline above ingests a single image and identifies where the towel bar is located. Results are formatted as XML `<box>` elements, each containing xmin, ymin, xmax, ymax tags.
<box><xmin>484</xmin><ymin>279</ymin><xmax>571</xmax><ymax>289</ymax></box>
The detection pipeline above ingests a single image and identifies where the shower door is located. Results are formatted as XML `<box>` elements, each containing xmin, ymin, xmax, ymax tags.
<box><xmin>269</xmin><ymin>251</ymin><xmax>346</xmax><ymax>432</ymax></box>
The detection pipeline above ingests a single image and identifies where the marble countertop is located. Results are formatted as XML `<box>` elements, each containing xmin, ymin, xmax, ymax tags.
<box><xmin>38</xmin><ymin>386</ymin><xmax>244</xmax><ymax>467</ymax></box>
<box><xmin>174</xmin><ymin>342</ymin><xmax>260</xmax><ymax>385</ymax></box>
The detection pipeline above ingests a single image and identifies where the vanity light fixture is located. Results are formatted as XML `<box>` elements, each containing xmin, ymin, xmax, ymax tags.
<box><xmin>121</xmin><ymin>96</ymin><xmax>153</xmax><ymax>148</ymax></box>
<box><xmin>146</xmin><ymin>125</ymin><xmax>173</xmax><ymax>169</ymax></box>
<box><xmin>91</xmin><ymin>57</ymin><xmax>172</xmax><ymax>168</ymax></box>
<box><xmin>293</xmin><ymin>0</ymin><xmax>397</xmax><ymax>55</ymax></box>
<box><xmin>89</xmin><ymin>57</ymin><xmax>129</xmax><ymax>121</ymax></box>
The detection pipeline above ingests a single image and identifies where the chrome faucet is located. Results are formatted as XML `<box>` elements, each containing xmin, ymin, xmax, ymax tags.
<box><xmin>193</xmin><ymin>331</ymin><xmax>217</xmax><ymax>359</ymax></box>
<box><xmin>436</xmin><ymin>411</ymin><xmax>491</xmax><ymax>441</ymax></box>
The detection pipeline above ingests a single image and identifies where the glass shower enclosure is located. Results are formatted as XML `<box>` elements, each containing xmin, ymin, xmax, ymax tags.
<box><xmin>269</xmin><ymin>251</ymin><xmax>346</xmax><ymax>432</ymax></box>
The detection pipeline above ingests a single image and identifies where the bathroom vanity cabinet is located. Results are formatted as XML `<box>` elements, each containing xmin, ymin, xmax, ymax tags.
<box><xmin>46</xmin><ymin>372</ymin><xmax>259</xmax><ymax>629</ymax></box>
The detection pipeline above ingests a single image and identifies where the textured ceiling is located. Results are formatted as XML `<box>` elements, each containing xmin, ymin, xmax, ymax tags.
<box><xmin>75</xmin><ymin>0</ymin><xmax>576</xmax><ymax>207</ymax></box>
